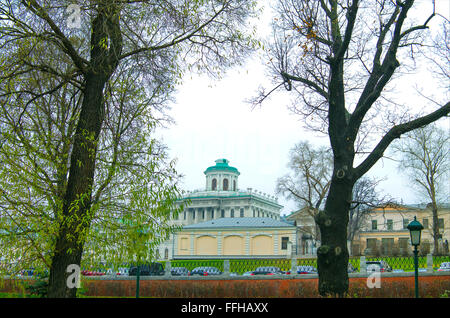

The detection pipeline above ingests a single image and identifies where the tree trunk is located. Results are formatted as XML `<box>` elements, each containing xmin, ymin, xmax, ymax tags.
<box><xmin>47</xmin><ymin>74</ymin><xmax>108</xmax><ymax>298</ymax></box>
<box><xmin>431</xmin><ymin>203</ymin><xmax>440</xmax><ymax>256</ymax></box>
<box><xmin>316</xmin><ymin>171</ymin><xmax>354</xmax><ymax>297</ymax></box>
<box><xmin>46</xmin><ymin>2</ymin><xmax>122</xmax><ymax>297</ymax></box>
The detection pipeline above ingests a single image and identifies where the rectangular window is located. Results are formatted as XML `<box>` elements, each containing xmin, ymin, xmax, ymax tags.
<box><xmin>382</xmin><ymin>238</ymin><xmax>394</xmax><ymax>254</ymax></box>
<box><xmin>202</xmin><ymin>210</ymin><xmax>205</xmax><ymax>219</ymax></box>
<box><xmin>231</xmin><ymin>209</ymin><xmax>234</xmax><ymax>218</ymax></box>
<box><xmin>423</xmin><ymin>218</ymin><xmax>429</xmax><ymax>229</ymax></box>
<box><xmin>439</xmin><ymin>218</ymin><xmax>444</xmax><ymax>229</ymax></box>
<box><xmin>211</xmin><ymin>210</ymin><xmax>214</xmax><ymax>219</ymax></box>
<box><xmin>180</xmin><ymin>238</ymin><xmax>188</xmax><ymax>250</ymax></box>
<box><xmin>387</xmin><ymin>219</ymin><xmax>393</xmax><ymax>231</ymax></box>
<box><xmin>367</xmin><ymin>238</ymin><xmax>378</xmax><ymax>249</ymax></box>
<box><xmin>403</xmin><ymin>219</ymin><xmax>409</xmax><ymax>230</ymax></box>
<box><xmin>183</xmin><ymin>211</ymin><xmax>186</xmax><ymax>220</ymax></box>
<box><xmin>281</xmin><ymin>237</ymin><xmax>289</xmax><ymax>250</ymax></box>
<box><xmin>240</xmin><ymin>208</ymin><xmax>244</xmax><ymax>217</ymax></box>
<box><xmin>371</xmin><ymin>220</ymin><xmax>377</xmax><ymax>230</ymax></box>
<box><xmin>221</xmin><ymin>209</ymin><xmax>225</xmax><ymax>218</ymax></box>
<box><xmin>399</xmin><ymin>238</ymin><xmax>409</xmax><ymax>249</ymax></box>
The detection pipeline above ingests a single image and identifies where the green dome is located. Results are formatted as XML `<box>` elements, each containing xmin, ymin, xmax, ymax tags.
<box><xmin>204</xmin><ymin>159</ymin><xmax>240</xmax><ymax>175</ymax></box>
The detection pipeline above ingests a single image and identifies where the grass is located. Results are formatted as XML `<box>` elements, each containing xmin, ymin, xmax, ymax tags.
<box><xmin>0</xmin><ymin>292</ymin><xmax>39</xmax><ymax>298</ymax></box>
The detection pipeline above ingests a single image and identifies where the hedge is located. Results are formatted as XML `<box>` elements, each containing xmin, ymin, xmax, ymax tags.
<box><xmin>82</xmin><ymin>275</ymin><xmax>450</xmax><ymax>298</ymax></box>
<box><xmin>2</xmin><ymin>275</ymin><xmax>449</xmax><ymax>298</ymax></box>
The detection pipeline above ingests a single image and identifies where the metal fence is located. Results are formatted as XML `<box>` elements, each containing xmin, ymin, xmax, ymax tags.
<box><xmin>364</xmin><ymin>255</ymin><xmax>450</xmax><ymax>271</ymax></box>
<box><xmin>170</xmin><ymin>259</ymin><xmax>224</xmax><ymax>272</ymax></box>
<box><xmin>163</xmin><ymin>255</ymin><xmax>450</xmax><ymax>274</ymax></box>
<box><xmin>229</xmin><ymin>259</ymin><xmax>292</xmax><ymax>274</ymax></box>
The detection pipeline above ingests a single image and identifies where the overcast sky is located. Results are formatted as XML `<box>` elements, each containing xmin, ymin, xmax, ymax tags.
<box><xmin>156</xmin><ymin>0</ymin><xmax>450</xmax><ymax>216</ymax></box>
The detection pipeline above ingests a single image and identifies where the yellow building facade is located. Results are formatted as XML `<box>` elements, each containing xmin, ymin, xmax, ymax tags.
<box><xmin>353</xmin><ymin>204</ymin><xmax>450</xmax><ymax>256</ymax></box>
<box><xmin>173</xmin><ymin>217</ymin><xmax>297</xmax><ymax>259</ymax></box>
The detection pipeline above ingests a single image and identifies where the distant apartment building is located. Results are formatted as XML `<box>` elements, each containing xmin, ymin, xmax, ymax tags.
<box><xmin>353</xmin><ymin>203</ymin><xmax>450</xmax><ymax>256</ymax></box>
<box><xmin>284</xmin><ymin>207</ymin><xmax>318</xmax><ymax>257</ymax></box>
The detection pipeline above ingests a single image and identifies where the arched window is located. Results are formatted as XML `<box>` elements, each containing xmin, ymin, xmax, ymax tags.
<box><xmin>164</xmin><ymin>248</ymin><xmax>169</xmax><ymax>259</ymax></box>
<box><xmin>223</xmin><ymin>178</ymin><xmax>229</xmax><ymax>191</ymax></box>
<box><xmin>233</xmin><ymin>180</ymin><xmax>236</xmax><ymax>191</ymax></box>
<box><xmin>212</xmin><ymin>178</ymin><xmax>217</xmax><ymax>190</ymax></box>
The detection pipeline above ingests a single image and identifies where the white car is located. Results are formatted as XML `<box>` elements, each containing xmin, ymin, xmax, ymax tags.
<box><xmin>117</xmin><ymin>267</ymin><xmax>129</xmax><ymax>276</ymax></box>
<box><xmin>437</xmin><ymin>262</ymin><xmax>450</xmax><ymax>272</ymax></box>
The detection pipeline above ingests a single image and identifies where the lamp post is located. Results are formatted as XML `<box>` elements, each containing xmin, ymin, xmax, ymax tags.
<box><xmin>407</xmin><ymin>216</ymin><xmax>424</xmax><ymax>298</ymax></box>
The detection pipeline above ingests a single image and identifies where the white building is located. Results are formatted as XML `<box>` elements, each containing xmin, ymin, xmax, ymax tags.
<box><xmin>155</xmin><ymin>159</ymin><xmax>284</xmax><ymax>260</ymax></box>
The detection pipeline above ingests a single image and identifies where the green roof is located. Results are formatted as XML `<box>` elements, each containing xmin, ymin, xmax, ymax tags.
<box><xmin>204</xmin><ymin>159</ymin><xmax>240</xmax><ymax>175</ymax></box>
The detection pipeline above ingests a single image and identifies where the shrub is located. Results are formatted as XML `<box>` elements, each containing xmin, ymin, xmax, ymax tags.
<box><xmin>25</xmin><ymin>275</ymin><xmax>48</xmax><ymax>298</ymax></box>
<box><xmin>69</xmin><ymin>275</ymin><xmax>450</xmax><ymax>298</ymax></box>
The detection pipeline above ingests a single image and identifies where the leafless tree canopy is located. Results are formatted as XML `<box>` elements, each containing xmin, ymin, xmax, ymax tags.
<box><xmin>393</xmin><ymin>123</ymin><xmax>449</xmax><ymax>254</ymax></box>
<box><xmin>254</xmin><ymin>0</ymin><xmax>449</xmax><ymax>167</ymax></box>
<box><xmin>257</xmin><ymin>0</ymin><xmax>449</xmax><ymax>296</ymax></box>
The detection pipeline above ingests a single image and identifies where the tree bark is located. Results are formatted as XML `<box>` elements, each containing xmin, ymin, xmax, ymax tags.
<box><xmin>316</xmin><ymin>167</ymin><xmax>354</xmax><ymax>297</ymax></box>
<box><xmin>47</xmin><ymin>74</ymin><xmax>108</xmax><ymax>298</ymax></box>
<box><xmin>46</xmin><ymin>3</ymin><xmax>122</xmax><ymax>297</ymax></box>
<box><xmin>431</xmin><ymin>203</ymin><xmax>440</xmax><ymax>255</ymax></box>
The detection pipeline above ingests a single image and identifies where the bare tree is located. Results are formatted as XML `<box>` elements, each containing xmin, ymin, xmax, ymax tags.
<box><xmin>277</xmin><ymin>141</ymin><xmax>332</xmax><ymax>245</ymax></box>
<box><xmin>393</xmin><ymin>123</ymin><xmax>449</xmax><ymax>255</ymax></box>
<box><xmin>277</xmin><ymin>141</ymin><xmax>389</xmax><ymax>249</ymax></box>
<box><xmin>347</xmin><ymin>177</ymin><xmax>392</xmax><ymax>245</ymax></box>
<box><xmin>255</xmin><ymin>0</ymin><xmax>450</xmax><ymax>296</ymax></box>
<box><xmin>277</xmin><ymin>141</ymin><xmax>332</xmax><ymax>210</ymax></box>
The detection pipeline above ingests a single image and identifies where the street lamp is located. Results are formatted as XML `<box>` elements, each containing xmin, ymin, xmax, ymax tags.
<box><xmin>407</xmin><ymin>216</ymin><xmax>424</xmax><ymax>298</ymax></box>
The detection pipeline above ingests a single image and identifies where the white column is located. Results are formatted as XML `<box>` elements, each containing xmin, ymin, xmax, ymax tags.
<box><xmin>190</xmin><ymin>232</ymin><xmax>195</xmax><ymax>255</ymax></box>
<box><xmin>218</xmin><ymin>232</ymin><xmax>222</xmax><ymax>256</ymax></box>
<box><xmin>245</xmin><ymin>232</ymin><xmax>250</xmax><ymax>256</ymax></box>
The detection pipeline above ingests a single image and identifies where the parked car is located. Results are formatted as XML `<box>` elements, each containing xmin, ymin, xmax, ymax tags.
<box><xmin>81</xmin><ymin>269</ymin><xmax>106</xmax><ymax>276</ymax></box>
<box><xmin>117</xmin><ymin>267</ymin><xmax>129</xmax><ymax>276</ymax></box>
<box><xmin>437</xmin><ymin>262</ymin><xmax>450</xmax><ymax>272</ymax></box>
<box><xmin>189</xmin><ymin>266</ymin><xmax>222</xmax><ymax>276</ymax></box>
<box><xmin>348</xmin><ymin>263</ymin><xmax>357</xmax><ymax>273</ymax></box>
<box><xmin>242</xmin><ymin>271</ymin><xmax>254</xmax><ymax>276</ymax></box>
<box><xmin>366</xmin><ymin>260</ymin><xmax>392</xmax><ymax>272</ymax></box>
<box><xmin>295</xmin><ymin>266</ymin><xmax>317</xmax><ymax>274</ymax></box>
<box><xmin>250</xmin><ymin>266</ymin><xmax>284</xmax><ymax>275</ymax></box>
<box><xmin>171</xmin><ymin>267</ymin><xmax>190</xmax><ymax>276</ymax></box>
<box><xmin>19</xmin><ymin>268</ymin><xmax>35</xmax><ymax>276</ymax></box>
<box><xmin>128</xmin><ymin>262</ymin><xmax>165</xmax><ymax>276</ymax></box>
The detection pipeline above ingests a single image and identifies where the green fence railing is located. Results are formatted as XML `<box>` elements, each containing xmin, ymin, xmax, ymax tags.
<box><xmin>170</xmin><ymin>259</ymin><xmax>225</xmax><ymax>272</ymax></box>
<box><xmin>166</xmin><ymin>255</ymin><xmax>450</xmax><ymax>273</ymax></box>
<box><xmin>83</xmin><ymin>255</ymin><xmax>450</xmax><ymax>274</ymax></box>
<box><xmin>230</xmin><ymin>259</ymin><xmax>292</xmax><ymax>274</ymax></box>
